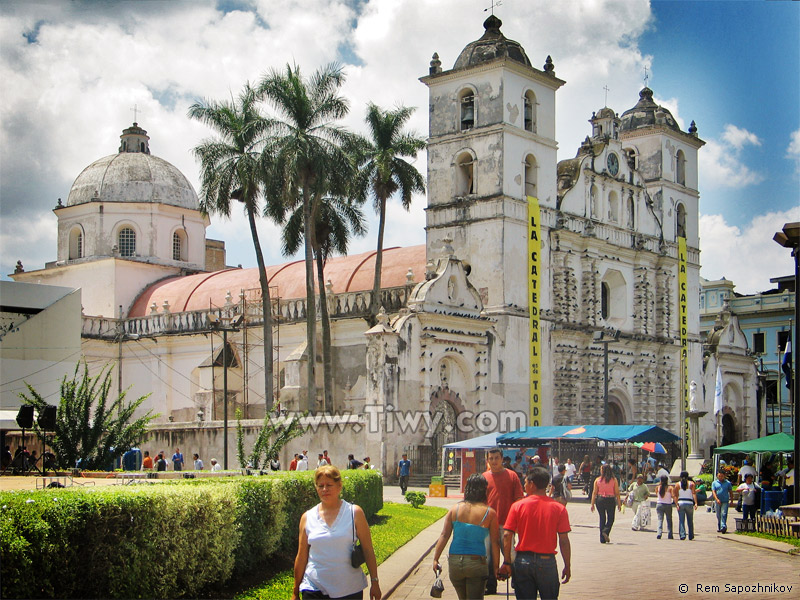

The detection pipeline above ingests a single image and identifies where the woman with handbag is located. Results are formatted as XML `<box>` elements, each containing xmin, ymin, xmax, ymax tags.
<box><xmin>292</xmin><ymin>465</ymin><xmax>381</xmax><ymax>600</ymax></box>
<box><xmin>432</xmin><ymin>474</ymin><xmax>501</xmax><ymax>600</ymax></box>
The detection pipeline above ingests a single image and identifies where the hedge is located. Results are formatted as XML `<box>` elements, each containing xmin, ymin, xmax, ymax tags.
<box><xmin>1</xmin><ymin>470</ymin><xmax>382</xmax><ymax>599</ymax></box>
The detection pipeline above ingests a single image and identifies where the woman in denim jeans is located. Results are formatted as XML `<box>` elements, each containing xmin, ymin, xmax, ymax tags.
<box><xmin>655</xmin><ymin>475</ymin><xmax>677</xmax><ymax>539</ymax></box>
<box><xmin>433</xmin><ymin>474</ymin><xmax>501</xmax><ymax>600</ymax></box>
<box><xmin>674</xmin><ymin>471</ymin><xmax>698</xmax><ymax>540</ymax></box>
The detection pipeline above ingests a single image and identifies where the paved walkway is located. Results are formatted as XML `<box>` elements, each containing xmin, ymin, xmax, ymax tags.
<box><xmin>381</xmin><ymin>487</ymin><xmax>800</xmax><ymax>600</ymax></box>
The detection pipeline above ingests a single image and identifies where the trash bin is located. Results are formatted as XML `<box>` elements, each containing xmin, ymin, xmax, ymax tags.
<box><xmin>761</xmin><ymin>490</ymin><xmax>785</xmax><ymax>514</ymax></box>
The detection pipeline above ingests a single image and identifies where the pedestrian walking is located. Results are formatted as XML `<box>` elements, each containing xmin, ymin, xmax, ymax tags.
<box><xmin>711</xmin><ymin>471</ymin><xmax>733</xmax><ymax>533</ymax></box>
<box><xmin>737</xmin><ymin>473</ymin><xmax>759</xmax><ymax>522</ymax></box>
<box><xmin>675</xmin><ymin>471</ymin><xmax>697</xmax><ymax>540</ymax></box>
<box><xmin>655</xmin><ymin>475</ymin><xmax>676</xmax><ymax>539</ymax></box>
<box><xmin>193</xmin><ymin>453</ymin><xmax>204</xmax><ymax>470</ymax></box>
<box><xmin>498</xmin><ymin>466</ymin><xmax>571</xmax><ymax>600</ymax></box>
<box><xmin>482</xmin><ymin>447</ymin><xmax>524</xmax><ymax>595</ymax></box>
<box><xmin>628</xmin><ymin>473</ymin><xmax>651</xmax><ymax>530</ymax></box>
<box><xmin>578</xmin><ymin>455</ymin><xmax>592</xmax><ymax>495</ymax></box>
<box><xmin>292</xmin><ymin>465</ymin><xmax>381</xmax><ymax>600</ymax></box>
<box><xmin>397</xmin><ymin>453</ymin><xmax>411</xmax><ymax>495</ymax></box>
<box><xmin>591</xmin><ymin>463</ymin><xmax>621</xmax><ymax>543</ymax></box>
<box><xmin>432</xmin><ymin>474</ymin><xmax>500</xmax><ymax>600</ymax></box>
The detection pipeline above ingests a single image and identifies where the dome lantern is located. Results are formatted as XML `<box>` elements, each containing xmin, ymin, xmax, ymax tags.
<box><xmin>119</xmin><ymin>122</ymin><xmax>151</xmax><ymax>154</ymax></box>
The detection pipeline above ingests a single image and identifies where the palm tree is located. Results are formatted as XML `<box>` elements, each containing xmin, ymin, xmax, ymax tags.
<box><xmin>353</xmin><ymin>103</ymin><xmax>426</xmax><ymax>326</ymax></box>
<box><xmin>282</xmin><ymin>194</ymin><xmax>366</xmax><ymax>411</ymax></box>
<box><xmin>188</xmin><ymin>83</ymin><xmax>281</xmax><ymax>411</ymax></box>
<box><xmin>258</xmin><ymin>63</ymin><xmax>353</xmax><ymax>412</ymax></box>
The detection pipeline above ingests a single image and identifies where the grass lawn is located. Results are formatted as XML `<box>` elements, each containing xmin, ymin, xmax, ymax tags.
<box><xmin>235</xmin><ymin>502</ymin><xmax>447</xmax><ymax>599</ymax></box>
<box><xmin>736</xmin><ymin>530</ymin><xmax>800</xmax><ymax>549</ymax></box>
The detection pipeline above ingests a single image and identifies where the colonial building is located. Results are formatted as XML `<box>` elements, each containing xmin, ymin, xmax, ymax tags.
<box><xmin>7</xmin><ymin>15</ymin><xmax>731</xmax><ymax>471</ymax></box>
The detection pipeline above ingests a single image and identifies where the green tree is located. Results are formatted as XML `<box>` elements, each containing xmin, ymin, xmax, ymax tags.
<box><xmin>258</xmin><ymin>63</ymin><xmax>354</xmax><ymax>412</ymax></box>
<box><xmin>188</xmin><ymin>83</ymin><xmax>281</xmax><ymax>411</ymax></box>
<box><xmin>353</xmin><ymin>103</ymin><xmax>426</xmax><ymax>326</ymax></box>
<box><xmin>235</xmin><ymin>410</ymin><xmax>307</xmax><ymax>469</ymax></box>
<box><xmin>282</xmin><ymin>194</ymin><xmax>367</xmax><ymax>411</ymax></box>
<box><xmin>19</xmin><ymin>360</ymin><xmax>156</xmax><ymax>470</ymax></box>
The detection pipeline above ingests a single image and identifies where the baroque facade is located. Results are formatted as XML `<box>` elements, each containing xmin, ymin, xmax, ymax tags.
<box><xmin>8</xmin><ymin>16</ymin><xmax>729</xmax><ymax>471</ymax></box>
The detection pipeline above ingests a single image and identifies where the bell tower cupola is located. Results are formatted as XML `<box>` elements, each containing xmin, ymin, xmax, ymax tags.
<box><xmin>119</xmin><ymin>122</ymin><xmax>151</xmax><ymax>154</ymax></box>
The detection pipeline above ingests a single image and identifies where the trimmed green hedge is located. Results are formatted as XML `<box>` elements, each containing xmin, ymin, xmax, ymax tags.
<box><xmin>1</xmin><ymin>470</ymin><xmax>382</xmax><ymax>599</ymax></box>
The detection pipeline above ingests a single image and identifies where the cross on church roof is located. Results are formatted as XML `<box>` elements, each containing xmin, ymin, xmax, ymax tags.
<box><xmin>603</xmin><ymin>85</ymin><xmax>610</xmax><ymax>107</ymax></box>
<box><xmin>130</xmin><ymin>103</ymin><xmax>140</xmax><ymax>124</ymax></box>
<box><xmin>484</xmin><ymin>0</ymin><xmax>502</xmax><ymax>15</ymax></box>
<box><xmin>643</xmin><ymin>65</ymin><xmax>650</xmax><ymax>88</ymax></box>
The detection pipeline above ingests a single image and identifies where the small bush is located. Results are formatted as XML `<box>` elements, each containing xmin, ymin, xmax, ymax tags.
<box><xmin>405</xmin><ymin>490</ymin><xmax>426</xmax><ymax>509</ymax></box>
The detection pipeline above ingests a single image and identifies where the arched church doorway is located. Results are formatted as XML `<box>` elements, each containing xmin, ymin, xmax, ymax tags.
<box><xmin>607</xmin><ymin>400</ymin><xmax>625</xmax><ymax>425</ymax></box>
<box><xmin>721</xmin><ymin>413</ymin><xmax>736</xmax><ymax>446</ymax></box>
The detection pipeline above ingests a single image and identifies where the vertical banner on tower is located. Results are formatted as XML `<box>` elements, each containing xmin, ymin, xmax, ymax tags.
<box><xmin>678</xmin><ymin>236</ymin><xmax>690</xmax><ymax>453</ymax></box>
<box><xmin>528</xmin><ymin>196</ymin><xmax>542</xmax><ymax>426</ymax></box>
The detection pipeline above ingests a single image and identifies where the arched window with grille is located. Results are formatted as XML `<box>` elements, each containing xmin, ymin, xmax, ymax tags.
<box><xmin>173</xmin><ymin>230</ymin><xmax>187</xmax><ymax>261</ymax></box>
<box><xmin>119</xmin><ymin>227</ymin><xmax>136</xmax><ymax>257</ymax></box>
<box><xmin>68</xmin><ymin>227</ymin><xmax>83</xmax><ymax>260</ymax></box>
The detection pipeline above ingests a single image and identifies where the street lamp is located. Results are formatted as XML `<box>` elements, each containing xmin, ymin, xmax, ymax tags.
<box><xmin>593</xmin><ymin>329</ymin><xmax>620</xmax><ymax>424</ymax></box>
<box><xmin>208</xmin><ymin>312</ymin><xmax>244</xmax><ymax>469</ymax></box>
<box><xmin>773</xmin><ymin>221</ymin><xmax>800</xmax><ymax>504</ymax></box>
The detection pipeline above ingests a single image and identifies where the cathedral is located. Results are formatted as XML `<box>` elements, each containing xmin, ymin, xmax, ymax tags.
<box><xmin>9</xmin><ymin>16</ymin><xmax>758</xmax><ymax>473</ymax></box>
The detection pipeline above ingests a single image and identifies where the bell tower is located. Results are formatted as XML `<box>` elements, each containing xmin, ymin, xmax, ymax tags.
<box><xmin>420</xmin><ymin>15</ymin><xmax>564</xmax><ymax>316</ymax></box>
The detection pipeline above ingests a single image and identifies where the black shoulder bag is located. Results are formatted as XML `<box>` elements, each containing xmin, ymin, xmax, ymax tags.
<box><xmin>350</xmin><ymin>504</ymin><xmax>366</xmax><ymax>568</ymax></box>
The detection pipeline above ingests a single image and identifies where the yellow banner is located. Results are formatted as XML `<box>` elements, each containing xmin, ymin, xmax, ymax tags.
<box><xmin>678</xmin><ymin>236</ymin><xmax>690</xmax><ymax>453</ymax></box>
<box><xmin>528</xmin><ymin>196</ymin><xmax>542</xmax><ymax>426</ymax></box>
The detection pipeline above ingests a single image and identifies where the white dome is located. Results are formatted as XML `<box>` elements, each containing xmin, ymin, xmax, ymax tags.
<box><xmin>66</xmin><ymin>123</ymin><xmax>199</xmax><ymax>210</ymax></box>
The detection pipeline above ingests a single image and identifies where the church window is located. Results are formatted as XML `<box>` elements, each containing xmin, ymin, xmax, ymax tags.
<box><xmin>68</xmin><ymin>227</ymin><xmax>83</xmax><ymax>260</ymax></box>
<box><xmin>626</xmin><ymin>194</ymin><xmax>635</xmax><ymax>229</ymax></box>
<box><xmin>524</xmin><ymin>154</ymin><xmax>537</xmax><ymax>198</ymax></box>
<box><xmin>623</xmin><ymin>148</ymin><xmax>637</xmax><ymax>171</ymax></box>
<box><xmin>173</xmin><ymin>230</ymin><xmax>187</xmax><ymax>261</ymax></box>
<box><xmin>608</xmin><ymin>190</ymin><xmax>619</xmax><ymax>223</ymax></box>
<box><xmin>601</xmin><ymin>269</ymin><xmax>626</xmax><ymax>324</ymax></box>
<box><xmin>676</xmin><ymin>149</ymin><xmax>686</xmax><ymax>185</ymax></box>
<box><xmin>456</xmin><ymin>152</ymin><xmax>475</xmax><ymax>196</ymax></box>
<box><xmin>460</xmin><ymin>90</ymin><xmax>475</xmax><ymax>131</ymax></box>
<box><xmin>752</xmin><ymin>332</ymin><xmax>765</xmax><ymax>355</ymax></box>
<box><xmin>523</xmin><ymin>90</ymin><xmax>536</xmax><ymax>133</ymax></box>
<box><xmin>119</xmin><ymin>227</ymin><xmax>136</xmax><ymax>257</ymax></box>
<box><xmin>676</xmin><ymin>203</ymin><xmax>687</xmax><ymax>239</ymax></box>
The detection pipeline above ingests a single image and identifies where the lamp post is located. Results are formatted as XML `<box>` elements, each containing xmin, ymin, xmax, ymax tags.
<box><xmin>593</xmin><ymin>329</ymin><xmax>620</xmax><ymax>424</ymax></box>
<box><xmin>773</xmin><ymin>221</ymin><xmax>800</xmax><ymax>504</ymax></box>
<box><xmin>208</xmin><ymin>313</ymin><xmax>244</xmax><ymax>470</ymax></box>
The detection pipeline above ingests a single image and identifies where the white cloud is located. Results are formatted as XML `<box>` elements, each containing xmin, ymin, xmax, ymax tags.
<box><xmin>699</xmin><ymin>208</ymin><xmax>800</xmax><ymax>295</ymax></box>
<box><xmin>720</xmin><ymin>124</ymin><xmax>761</xmax><ymax>151</ymax></box>
<box><xmin>788</xmin><ymin>128</ymin><xmax>800</xmax><ymax>161</ymax></box>
<box><xmin>698</xmin><ymin>124</ymin><xmax>765</xmax><ymax>189</ymax></box>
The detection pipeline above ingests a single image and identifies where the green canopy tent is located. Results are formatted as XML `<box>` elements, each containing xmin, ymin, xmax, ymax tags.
<box><xmin>713</xmin><ymin>432</ymin><xmax>795</xmax><ymax>454</ymax></box>
<box><xmin>712</xmin><ymin>433</ymin><xmax>794</xmax><ymax>481</ymax></box>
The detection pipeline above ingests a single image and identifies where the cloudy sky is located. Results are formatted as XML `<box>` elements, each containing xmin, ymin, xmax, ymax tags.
<box><xmin>1</xmin><ymin>0</ymin><xmax>798</xmax><ymax>295</ymax></box>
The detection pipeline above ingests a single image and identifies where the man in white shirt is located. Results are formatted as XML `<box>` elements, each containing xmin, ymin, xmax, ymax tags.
<box><xmin>564</xmin><ymin>458</ymin><xmax>577</xmax><ymax>482</ymax></box>
<box><xmin>655</xmin><ymin>464</ymin><xmax>670</xmax><ymax>481</ymax></box>
<box><xmin>297</xmin><ymin>451</ymin><xmax>309</xmax><ymax>471</ymax></box>
<box><xmin>737</xmin><ymin>459</ymin><xmax>757</xmax><ymax>485</ymax></box>
<box><xmin>210</xmin><ymin>458</ymin><xmax>222</xmax><ymax>472</ymax></box>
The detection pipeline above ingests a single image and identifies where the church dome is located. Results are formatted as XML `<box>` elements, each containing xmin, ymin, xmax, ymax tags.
<box><xmin>619</xmin><ymin>87</ymin><xmax>682</xmax><ymax>133</ymax></box>
<box><xmin>595</xmin><ymin>107</ymin><xmax>616</xmax><ymax>119</ymax></box>
<box><xmin>453</xmin><ymin>15</ymin><xmax>531</xmax><ymax>70</ymax></box>
<box><xmin>66</xmin><ymin>123</ymin><xmax>199</xmax><ymax>210</ymax></box>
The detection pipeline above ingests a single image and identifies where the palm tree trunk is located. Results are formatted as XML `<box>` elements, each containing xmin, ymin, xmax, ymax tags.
<box><xmin>246</xmin><ymin>207</ymin><xmax>274</xmax><ymax>411</ymax></box>
<box><xmin>369</xmin><ymin>195</ymin><xmax>388</xmax><ymax>326</ymax></box>
<box><xmin>315</xmin><ymin>249</ymin><xmax>334</xmax><ymax>413</ymax></box>
<box><xmin>302</xmin><ymin>184</ymin><xmax>317</xmax><ymax>412</ymax></box>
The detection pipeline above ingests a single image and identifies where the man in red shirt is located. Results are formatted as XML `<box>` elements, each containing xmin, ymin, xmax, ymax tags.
<box><xmin>499</xmin><ymin>466</ymin><xmax>571</xmax><ymax>599</ymax></box>
<box><xmin>483</xmin><ymin>447</ymin><xmax>524</xmax><ymax>594</ymax></box>
<box><xmin>289</xmin><ymin>453</ymin><xmax>299</xmax><ymax>471</ymax></box>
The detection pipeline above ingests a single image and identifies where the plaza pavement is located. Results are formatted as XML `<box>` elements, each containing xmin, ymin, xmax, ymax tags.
<box><xmin>380</xmin><ymin>486</ymin><xmax>800</xmax><ymax>600</ymax></box>
<box><xmin>3</xmin><ymin>477</ymin><xmax>798</xmax><ymax>599</ymax></box>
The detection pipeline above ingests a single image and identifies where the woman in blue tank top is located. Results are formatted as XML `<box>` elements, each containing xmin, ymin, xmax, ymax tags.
<box><xmin>432</xmin><ymin>474</ymin><xmax>501</xmax><ymax>600</ymax></box>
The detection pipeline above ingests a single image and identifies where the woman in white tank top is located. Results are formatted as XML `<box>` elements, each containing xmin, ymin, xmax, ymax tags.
<box><xmin>292</xmin><ymin>465</ymin><xmax>381</xmax><ymax>600</ymax></box>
